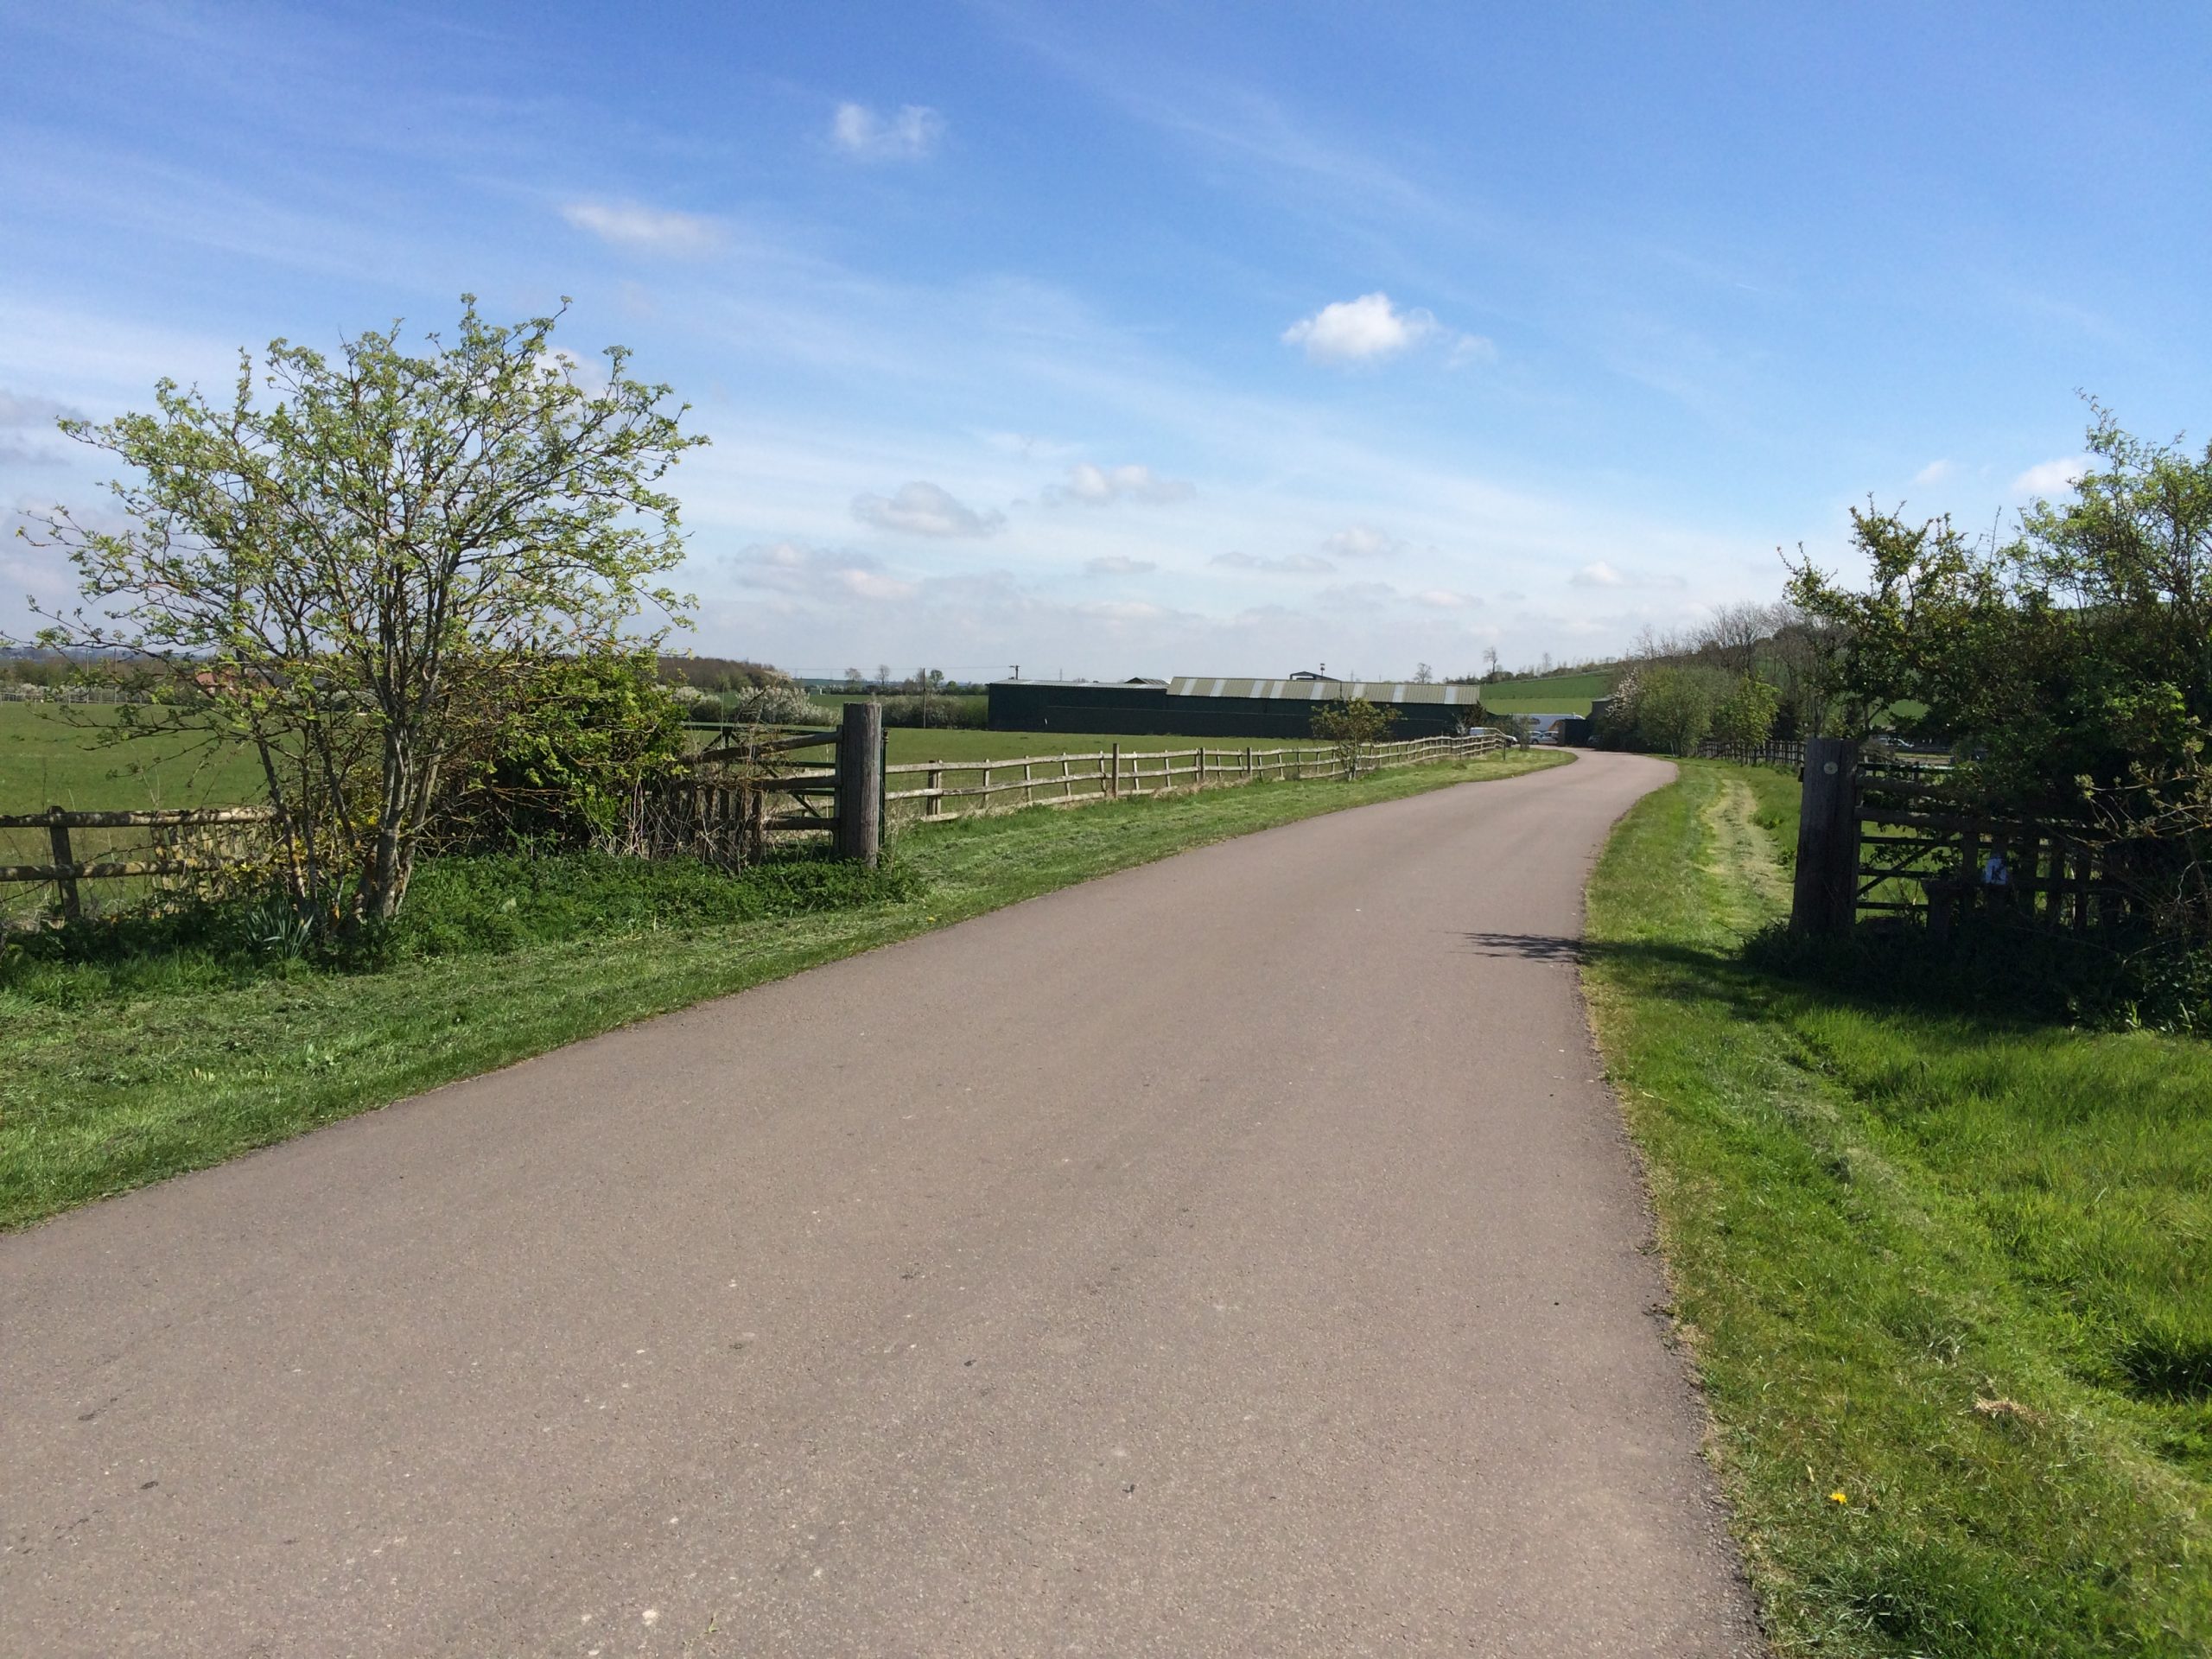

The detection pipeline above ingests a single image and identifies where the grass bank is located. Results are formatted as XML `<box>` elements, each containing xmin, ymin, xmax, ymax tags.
<box><xmin>0</xmin><ymin>747</ymin><xmax>1566</xmax><ymax>1231</ymax></box>
<box><xmin>1585</xmin><ymin>760</ymin><xmax>2212</xmax><ymax>1656</ymax></box>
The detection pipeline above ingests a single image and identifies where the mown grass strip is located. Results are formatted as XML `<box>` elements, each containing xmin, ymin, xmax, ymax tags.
<box><xmin>1585</xmin><ymin>760</ymin><xmax>2212</xmax><ymax>1657</ymax></box>
<box><xmin>0</xmin><ymin>749</ymin><xmax>1565</xmax><ymax>1231</ymax></box>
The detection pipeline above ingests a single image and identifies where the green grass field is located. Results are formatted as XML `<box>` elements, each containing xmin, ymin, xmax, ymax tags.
<box><xmin>0</xmin><ymin>747</ymin><xmax>1567</xmax><ymax>1231</ymax></box>
<box><xmin>0</xmin><ymin>702</ymin><xmax>266</xmax><ymax>810</ymax></box>
<box><xmin>1586</xmin><ymin>761</ymin><xmax>2212</xmax><ymax>1655</ymax></box>
<box><xmin>1474</xmin><ymin>669</ymin><xmax>1613</xmax><ymax>715</ymax></box>
<box><xmin>2</xmin><ymin>702</ymin><xmax>1343</xmax><ymax>812</ymax></box>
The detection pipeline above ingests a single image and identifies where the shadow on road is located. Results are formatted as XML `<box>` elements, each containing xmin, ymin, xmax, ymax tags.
<box><xmin>1459</xmin><ymin>931</ymin><xmax>1585</xmax><ymax>963</ymax></box>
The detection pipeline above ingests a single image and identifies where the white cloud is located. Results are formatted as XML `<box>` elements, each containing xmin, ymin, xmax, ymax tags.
<box><xmin>1413</xmin><ymin>588</ymin><xmax>1476</xmax><ymax>609</ymax></box>
<box><xmin>1085</xmin><ymin>555</ymin><xmax>1157</xmax><ymax>576</ymax></box>
<box><xmin>2012</xmin><ymin>455</ymin><xmax>2088</xmax><ymax>496</ymax></box>
<box><xmin>559</xmin><ymin>199</ymin><xmax>722</xmax><ymax>257</ymax></box>
<box><xmin>1571</xmin><ymin>561</ymin><xmax>1685</xmax><ymax>590</ymax></box>
<box><xmin>735</xmin><ymin>541</ymin><xmax>919</xmax><ymax>604</ymax></box>
<box><xmin>1211</xmin><ymin>550</ymin><xmax>1334</xmax><ymax>574</ymax></box>
<box><xmin>851</xmin><ymin>480</ymin><xmax>1004</xmax><ymax>538</ymax></box>
<box><xmin>1911</xmin><ymin>459</ymin><xmax>1955</xmax><ymax>486</ymax></box>
<box><xmin>1046</xmin><ymin>461</ymin><xmax>1197</xmax><ymax>506</ymax></box>
<box><xmin>1282</xmin><ymin>291</ymin><xmax>1485</xmax><ymax>366</ymax></box>
<box><xmin>831</xmin><ymin>102</ymin><xmax>944</xmax><ymax>161</ymax></box>
<box><xmin>1076</xmin><ymin>599</ymin><xmax>1169</xmax><ymax>621</ymax></box>
<box><xmin>1320</xmin><ymin>524</ymin><xmax>1403</xmax><ymax>560</ymax></box>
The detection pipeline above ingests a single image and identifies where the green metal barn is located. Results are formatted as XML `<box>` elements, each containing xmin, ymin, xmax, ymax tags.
<box><xmin>987</xmin><ymin>674</ymin><xmax>1484</xmax><ymax>739</ymax></box>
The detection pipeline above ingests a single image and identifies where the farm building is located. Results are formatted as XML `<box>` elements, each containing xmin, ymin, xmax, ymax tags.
<box><xmin>988</xmin><ymin>673</ymin><xmax>1487</xmax><ymax>740</ymax></box>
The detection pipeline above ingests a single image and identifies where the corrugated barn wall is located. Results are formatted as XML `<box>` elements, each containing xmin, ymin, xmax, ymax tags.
<box><xmin>987</xmin><ymin>679</ymin><xmax>1480</xmax><ymax>740</ymax></box>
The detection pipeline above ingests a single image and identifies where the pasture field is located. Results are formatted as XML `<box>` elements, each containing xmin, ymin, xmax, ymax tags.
<box><xmin>2</xmin><ymin>702</ymin><xmax>1357</xmax><ymax>814</ymax></box>
<box><xmin>1585</xmin><ymin>761</ymin><xmax>2212</xmax><ymax>1656</ymax></box>
<box><xmin>1475</xmin><ymin>669</ymin><xmax>1613</xmax><ymax>714</ymax></box>
<box><xmin>0</xmin><ymin>702</ymin><xmax>264</xmax><ymax>810</ymax></box>
<box><xmin>0</xmin><ymin>747</ymin><xmax>1568</xmax><ymax>1230</ymax></box>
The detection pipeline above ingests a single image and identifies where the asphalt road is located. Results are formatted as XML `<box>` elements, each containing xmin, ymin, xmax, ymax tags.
<box><xmin>2</xmin><ymin>750</ymin><xmax>1762</xmax><ymax>1656</ymax></box>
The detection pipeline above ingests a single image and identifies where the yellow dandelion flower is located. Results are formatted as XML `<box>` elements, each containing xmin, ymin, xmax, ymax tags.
<box><xmin>1828</xmin><ymin>1491</ymin><xmax>1849</xmax><ymax>1505</ymax></box>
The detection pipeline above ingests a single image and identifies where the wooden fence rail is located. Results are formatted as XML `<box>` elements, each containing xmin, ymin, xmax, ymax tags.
<box><xmin>1697</xmin><ymin>737</ymin><xmax>1806</xmax><ymax>770</ymax></box>
<box><xmin>885</xmin><ymin>732</ymin><xmax>1505</xmax><ymax>823</ymax></box>
<box><xmin>0</xmin><ymin>804</ymin><xmax>277</xmax><ymax>921</ymax></box>
<box><xmin>5</xmin><ymin>720</ymin><xmax>1504</xmax><ymax>918</ymax></box>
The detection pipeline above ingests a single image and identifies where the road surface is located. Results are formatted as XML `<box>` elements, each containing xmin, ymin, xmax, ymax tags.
<box><xmin>2</xmin><ymin>750</ymin><xmax>1761</xmax><ymax>1656</ymax></box>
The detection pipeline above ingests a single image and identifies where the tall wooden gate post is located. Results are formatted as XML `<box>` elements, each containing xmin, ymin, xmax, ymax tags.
<box><xmin>1790</xmin><ymin>738</ymin><xmax>1860</xmax><ymax>934</ymax></box>
<box><xmin>836</xmin><ymin>700</ymin><xmax>884</xmax><ymax>867</ymax></box>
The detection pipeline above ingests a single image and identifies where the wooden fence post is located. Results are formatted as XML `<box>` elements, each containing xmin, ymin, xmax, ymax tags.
<box><xmin>836</xmin><ymin>700</ymin><xmax>883</xmax><ymax>867</ymax></box>
<box><xmin>47</xmin><ymin>804</ymin><xmax>81</xmax><ymax>922</ymax></box>
<box><xmin>1789</xmin><ymin>738</ymin><xmax>1859</xmax><ymax>934</ymax></box>
<box><xmin>1109</xmin><ymin>741</ymin><xmax>1121</xmax><ymax>799</ymax></box>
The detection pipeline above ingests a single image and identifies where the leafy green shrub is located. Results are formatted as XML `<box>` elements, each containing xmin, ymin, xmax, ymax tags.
<box><xmin>448</xmin><ymin>652</ymin><xmax>691</xmax><ymax>849</ymax></box>
<box><xmin>1710</xmin><ymin>674</ymin><xmax>1780</xmax><ymax>751</ymax></box>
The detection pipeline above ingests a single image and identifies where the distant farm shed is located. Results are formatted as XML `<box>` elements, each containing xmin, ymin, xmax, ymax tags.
<box><xmin>988</xmin><ymin>673</ymin><xmax>1484</xmax><ymax>739</ymax></box>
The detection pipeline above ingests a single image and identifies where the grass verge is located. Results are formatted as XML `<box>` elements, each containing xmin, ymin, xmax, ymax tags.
<box><xmin>1585</xmin><ymin>760</ymin><xmax>2212</xmax><ymax>1656</ymax></box>
<box><xmin>1</xmin><ymin>747</ymin><xmax>1566</xmax><ymax>1230</ymax></box>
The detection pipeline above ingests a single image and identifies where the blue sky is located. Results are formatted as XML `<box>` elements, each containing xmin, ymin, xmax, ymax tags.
<box><xmin>3</xmin><ymin>1</ymin><xmax>2206</xmax><ymax>680</ymax></box>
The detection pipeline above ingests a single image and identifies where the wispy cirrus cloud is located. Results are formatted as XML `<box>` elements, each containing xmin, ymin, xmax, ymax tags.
<box><xmin>559</xmin><ymin>199</ymin><xmax>722</xmax><ymax>257</ymax></box>
<box><xmin>851</xmin><ymin>480</ymin><xmax>1004</xmax><ymax>538</ymax></box>
<box><xmin>831</xmin><ymin>102</ymin><xmax>944</xmax><ymax>161</ymax></box>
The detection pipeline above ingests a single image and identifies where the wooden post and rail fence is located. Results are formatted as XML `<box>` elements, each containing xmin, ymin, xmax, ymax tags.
<box><xmin>3</xmin><ymin>705</ymin><xmax>1506</xmax><ymax>918</ymax></box>
<box><xmin>1788</xmin><ymin>735</ymin><xmax>2137</xmax><ymax>939</ymax></box>
<box><xmin>0</xmin><ymin>804</ymin><xmax>276</xmax><ymax>923</ymax></box>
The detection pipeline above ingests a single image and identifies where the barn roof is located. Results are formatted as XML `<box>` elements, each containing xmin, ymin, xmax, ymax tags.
<box><xmin>1166</xmin><ymin>677</ymin><xmax>1479</xmax><ymax>705</ymax></box>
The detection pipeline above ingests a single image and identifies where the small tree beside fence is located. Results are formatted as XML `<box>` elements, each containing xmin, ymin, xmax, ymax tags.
<box><xmin>1310</xmin><ymin>698</ymin><xmax>1401</xmax><ymax>779</ymax></box>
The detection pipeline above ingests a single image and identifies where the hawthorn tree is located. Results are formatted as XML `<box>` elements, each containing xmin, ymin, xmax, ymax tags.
<box><xmin>1789</xmin><ymin>407</ymin><xmax>2212</xmax><ymax>940</ymax></box>
<box><xmin>25</xmin><ymin>296</ymin><xmax>706</xmax><ymax>933</ymax></box>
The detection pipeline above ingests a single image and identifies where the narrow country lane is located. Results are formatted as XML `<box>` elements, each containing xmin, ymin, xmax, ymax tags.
<box><xmin>0</xmin><ymin>750</ymin><xmax>1762</xmax><ymax>1656</ymax></box>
